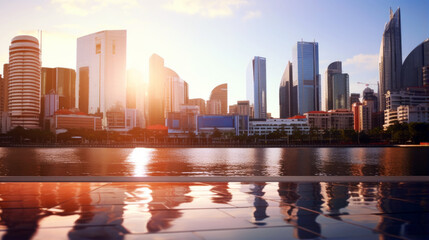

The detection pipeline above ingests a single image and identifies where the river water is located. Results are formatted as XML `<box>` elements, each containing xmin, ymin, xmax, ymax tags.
<box><xmin>0</xmin><ymin>147</ymin><xmax>427</xmax><ymax>176</ymax></box>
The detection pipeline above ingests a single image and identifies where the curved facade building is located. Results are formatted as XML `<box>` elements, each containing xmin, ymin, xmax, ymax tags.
<box><xmin>8</xmin><ymin>35</ymin><xmax>41</xmax><ymax>129</ymax></box>
<box><xmin>401</xmin><ymin>38</ymin><xmax>429</xmax><ymax>88</ymax></box>
<box><xmin>209</xmin><ymin>83</ymin><xmax>228</xmax><ymax>115</ymax></box>
<box><xmin>379</xmin><ymin>8</ymin><xmax>402</xmax><ymax>111</ymax></box>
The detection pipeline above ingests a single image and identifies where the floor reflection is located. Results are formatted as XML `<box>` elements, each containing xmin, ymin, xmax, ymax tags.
<box><xmin>0</xmin><ymin>181</ymin><xmax>428</xmax><ymax>239</ymax></box>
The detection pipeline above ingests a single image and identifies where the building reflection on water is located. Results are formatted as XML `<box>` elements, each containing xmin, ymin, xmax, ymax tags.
<box><xmin>0</xmin><ymin>147</ymin><xmax>428</xmax><ymax>176</ymax></box>
<box><xmin>0</xmin><ymin>180</ymin><xmax>427</xmax><ymax>239</ymax></box>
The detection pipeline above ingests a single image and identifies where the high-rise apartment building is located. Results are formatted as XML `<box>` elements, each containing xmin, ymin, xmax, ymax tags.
<box><xmin>279</xmin><ymin>61</ymin><xmax>295</xmax><ymax>118</ymax></box>
<box><xmin>8</xmin><ymin>36</ymin><xmax>41</xmax><ymax>129</ymax></box>
<box><xmin>379</xmin><ymin>8</ymin><xmax>402</xmax><ymax>112</ymax></box>
<box><xmin>383</xmin><ymin>87</ymin><xmax>429</xmax><ymax>129</ymax></box>
<box><xmin>76</xmin><ymin>30</ymin><xmax>127</xmax><ymax>130</ymax></box>
<box><xmin>324</xmin><ymin>61</ymin><xmax>349</xmax><ymax>111</ymax></box>
<box><xmin>401</xmin><ymin>38</ymin><xmax>429</xmax><ymax>88</ymax></box>
<box><xmin>247</xmin><ymin>56</ymin><xmax>267</xmax><ymax>119</ymax></box>
<box><xmin>209</xmin><ymin>83</ymin><xmax>228</xmax><ymax>115</ymax></box>
<box><xmin>293</xmin><ymin>41</ymin><xmax>321</xmax><ymax>115</ymax></box>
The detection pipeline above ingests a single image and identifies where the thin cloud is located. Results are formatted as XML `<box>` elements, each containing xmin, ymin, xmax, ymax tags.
<box><xmin>51</xmin><ymin>0</ymin><xmax>139</xmax><ymax>16</ymax></box>
<box><xmin>164</xmin><ymin>0</ymin><xmax>249</xmax><ymax>18</ymax></box>
<box><xmin>344</xmin><ymin>53</ymin><xmax>379</xmax><ymax>71</ymax></box>
<box><xmin>243</xmin><ymin>10</ymin><xmax>261</xmax><ymax>21</ymax></box>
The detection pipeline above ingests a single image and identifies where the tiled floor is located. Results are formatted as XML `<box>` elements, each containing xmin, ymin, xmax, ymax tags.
<box><xmin>0</xmin><ymin>181</ymin><xmax>427</xmax><ymax>239</ymax></box>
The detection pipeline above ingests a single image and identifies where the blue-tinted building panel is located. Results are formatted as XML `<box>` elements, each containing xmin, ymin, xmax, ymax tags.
<box><xmin>198</xmin><ymin>116</ymin><xmax>235</xmax><ymax>128</ymax></box>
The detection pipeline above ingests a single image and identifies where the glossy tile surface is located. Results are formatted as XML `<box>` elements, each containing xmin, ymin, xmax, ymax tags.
<box><xmin>0</xmin><ymin>181</ymin><xmax>427</xmax><ymax>239</ymax></box>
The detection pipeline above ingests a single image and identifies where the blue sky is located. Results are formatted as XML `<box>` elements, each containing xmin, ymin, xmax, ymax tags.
<box><xmin>0</xmin><ymin>0</ymin><xmax>428</xmax><ymax>117</ymax></box>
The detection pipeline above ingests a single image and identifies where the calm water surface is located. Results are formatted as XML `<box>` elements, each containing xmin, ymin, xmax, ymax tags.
<box><xmin>0</xmin><ymin>147</ymin><xmax>428</xmax><ymax>176</ymax></box>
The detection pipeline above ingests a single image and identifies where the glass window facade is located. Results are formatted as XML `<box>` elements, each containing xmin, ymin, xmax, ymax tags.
<box><xmin>247</xmin><ymin>56</ymin><xmax>267</xmax><ymax>119</ymax></box>
<box><xmin>379</xmin><ymin>8</ymin><xmax>402</xmax><ymax>112</ymax></box>
<box><xmin>293</xmin><ymin>41</ymin><xmax>320</xmax><ymax>115</ymax></box>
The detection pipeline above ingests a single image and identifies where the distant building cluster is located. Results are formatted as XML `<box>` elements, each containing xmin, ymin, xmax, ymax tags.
<box><xmin>0</xmin><ymin>7</ymin><xmax>428</xmax><ymax>137</ymax></box>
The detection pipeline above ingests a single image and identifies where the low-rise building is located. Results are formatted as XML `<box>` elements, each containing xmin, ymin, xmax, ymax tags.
<box><xmin>304</xmin><ymin>109</ymin><xmax>353</xmax><ymax>130</ymax></box>
<box><xmin>54</xmin><ymin>109</ymin><xmax>102</xmax><ymax>131</ymax></box>
<box><xmin>196</xmin><ymin>115</ymin><xmax>248</xmax><ymax>136</ymax></box>
<box><xmin>248</xmin><ymin>116</ymin><xmax>309</xmax><ymax>136</ymax></box>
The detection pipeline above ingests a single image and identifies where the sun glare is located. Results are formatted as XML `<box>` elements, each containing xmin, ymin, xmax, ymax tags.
<box><xmin>126</xmin><ymin>148</ymin><xmax>154</xmax><ymax>177</ymax></box>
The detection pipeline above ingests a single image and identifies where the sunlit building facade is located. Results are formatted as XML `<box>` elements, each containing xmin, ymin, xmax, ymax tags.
<box><xmin>8</xmin><ymin>35</ymin><xmax>41</xmax><ymax>129</ymax></box>
<box><xmin>148</xmin><ymin>54</ymin><xmax>165</xmax><ymax>127</ymax></box>
<box><xmin>293</xmin><ymin>41</ymin><xmax>321</xmax><ymax>115</ymax></box>
<box><xmin>249</xmin><ymin>117</ymin><xmax>309</xmax><ymax>136</ymax></box>
<box><xmin>379</xmin><ymin>8</ymin><xmax>402</xmax><ymax>111</ymax></box>
<box><xmin>41</xmin><ymin>67</ymin><xmax>76</xmax><ymax>115</ymax></box>
<box><xmin>76</xmin><ymin>30</ymin><xmax>127</xmax><ymax>130</ymax></box>
<box><xmin>209</xmin><ymin>83</ymin><xmax>228</xmax><ymax>115</ymax></box>
<box><xmin>189</xmin><ymin>98</ymin><xmax>206</xmax><ymax>115</ymax></box>
<box><xmin>247</xmin><ymin>56</ymin><xmax>267</xmax><ymax>119</ymax></box>
<box><xmin>383</xmin><ymin>87</ymin><xmax>429</xmax><ymax>129</ymax></box>
<box><xmin>206</xmin><ymin>99</ymin><xmax>222</xmax><ymax>115</ymax></box>
<box><xmin>324</xmin><ymin>61</ymin><xmax>349</xmax><ymax>111</ymax></box>
<box><xmin>164</xmin><ymin>67</ymin><xmax>186</xmax><ymax>117</ymax></box>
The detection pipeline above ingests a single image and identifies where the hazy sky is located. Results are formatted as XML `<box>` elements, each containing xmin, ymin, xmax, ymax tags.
<box><xmin>0</xmin><ymin>0</ymin><xmax>428</xmax><ymax>117</ymax></box>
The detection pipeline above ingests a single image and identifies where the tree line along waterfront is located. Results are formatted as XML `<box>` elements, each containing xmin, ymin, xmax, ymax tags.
<box><xmin>1</xmin><ymin>122</ymin><xmax>428</xmax><ymax>146</ymax></box>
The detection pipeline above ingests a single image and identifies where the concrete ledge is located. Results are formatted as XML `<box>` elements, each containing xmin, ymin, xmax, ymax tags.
<box><xmin>0</xmin><ymin>176</ymin><xmax>428</xmax><ymax>182</ymax></box>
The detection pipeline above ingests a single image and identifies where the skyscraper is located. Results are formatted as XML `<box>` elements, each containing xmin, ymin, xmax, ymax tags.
<box><xmin>8</xmin><ymin>36</ymin><xmax>41</xmax><ymax>129</ymax></box>
<box><xmin>76</xmin><ymin>30</ymin><xmax>127</xmax><ymax>130</ymax></box>
<box><xmin>401</xmin><ymin>38</ymin><xmax>429</xmax><ymax>88</ymax></box>
<box><xmin>279</xmin><ymin>61</ymin><xmax>295</xmax><ymax>118</ymax></box>
<box><xmin>379</xmin><ymin>8</ymin><xmax>402</xmax><ymax>112</ymax></box>
<box><xmin>164</xmin><ymin>67</ymin><xmax>186</xmax><ymax>116</ymax></box>
<box><xmin>148</xmin><ymin>54</ymin><xmax>165</xmax><ymax>126</ymax></box>
<box><xmin>209</xmin><ymin>83</ymin><xmax>228</xmax><ymax>115</ymax></box>
<box><xmin>41</xmin><ymin>67</ymin><xmax>76</xmax><ymax>111</ymax></box>
<box><xmin>324</xmin><ymin>61</ymin><xmax>349</xmax><ymax>111</ymax></box>
<box><xmin>247</xmin><ymin>56</ymin><xmax>267</xmax><ymax>119</ymax></box>
<box><xmin>293</xmin><ymin>41</ymin><xmax>320</xmax><ymax>115</ymax></box>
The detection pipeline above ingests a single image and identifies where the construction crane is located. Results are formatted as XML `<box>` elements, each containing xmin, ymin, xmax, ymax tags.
<box><xmin>357</xmin><ymin>82</ymin><xmax>377</xmax><ymax>87</ymax></box>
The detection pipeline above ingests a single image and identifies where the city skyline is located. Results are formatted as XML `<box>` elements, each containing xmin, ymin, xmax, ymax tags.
<box><xmin>0</xmin><ymin>1</ymin><xmax>428</xmax><ymax>118</ymax></box>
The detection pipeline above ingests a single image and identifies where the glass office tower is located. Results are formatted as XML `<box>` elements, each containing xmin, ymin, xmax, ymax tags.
<box><xmin>247</xmin><ymin>56</ymin><xmax>267</xmax><ymax>119</ymax></box>
<box><xmin>379</xmin><ymin>8</ymin><xmax>402</xmax><ymax>111</ymax></box>
<box><xmin>279</xmin><ymin>61</ymin><xmax>295</xmax><ymax>118</ymax></box>
<box><xmin>293</xmin><ymin>41</ymin><xmax>320</xmax><ymax>115</ymax></box>
<box><xmin>76</xmin><ymin>30</ymin><xmax>127</xmax><ymax>130</ymax></box>
<box><xmin>324</xmin><ymin>61</ymin><xmax>349</xmax><ymax>110</ymax></box>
